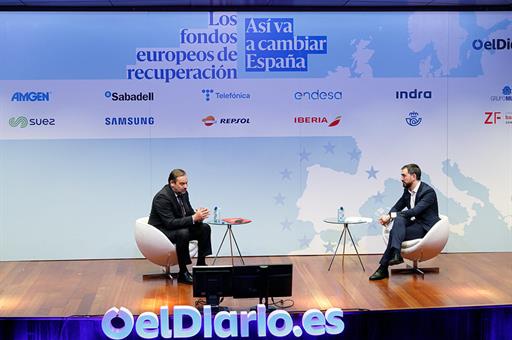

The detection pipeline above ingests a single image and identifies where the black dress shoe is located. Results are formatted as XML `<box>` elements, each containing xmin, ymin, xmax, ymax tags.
<box><xmin>388</xmin><ymin>249</ymin><xmax>404</xmax><ymax>266</ymax></box>
<box><xmin>369</xmin><ymin>266</ymin><xmax>389</xmax><ymax>280</ymax></box>
<box><xmin>177</xmin><ymin>271</ymin><xmax>193</xmax><ymax>285</ymax></box>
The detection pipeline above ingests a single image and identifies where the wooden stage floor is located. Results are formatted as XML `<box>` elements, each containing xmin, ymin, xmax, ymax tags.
<box><xmin>1</xmin><ymin>253</ymin><xmax>511</xmax><ymax>317</ymax></box>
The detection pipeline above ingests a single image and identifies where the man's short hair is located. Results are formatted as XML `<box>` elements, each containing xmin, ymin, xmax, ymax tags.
<box><xmin>402</xmin><ymin>163</ymin><xmax>421</xmax><ymax>180</ymax></box>
<box><xmin>168</xmin><ymin>169</ymin><xmax>186</xmax><ymax>183</ymax></box>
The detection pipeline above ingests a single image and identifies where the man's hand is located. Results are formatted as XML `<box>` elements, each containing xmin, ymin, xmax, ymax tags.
<box><xmin>379</xmin><ymin>214</ymin><xmax>391</xmax><ymax>226</ymax></box>
<box><xmin>193</xmin><ymin>208</ymin><xmax>210</xmax><ymax>223</ymax></box>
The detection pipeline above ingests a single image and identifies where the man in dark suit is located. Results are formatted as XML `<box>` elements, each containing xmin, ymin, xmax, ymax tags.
<box><xmin>148</xmin><ymin>169</ymin><xmax>212</xmax><ymax>284</ymax></box>
<box><xmin>369</xmin><ymin>163</ymin><xmax>440</xmax><ymax>280</ymax></box>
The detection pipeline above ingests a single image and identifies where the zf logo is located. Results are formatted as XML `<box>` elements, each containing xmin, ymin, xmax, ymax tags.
<box><xmin>484</xmin><ymin>112</ymin><xmax>501</xmax><ymax>124</ymax></box>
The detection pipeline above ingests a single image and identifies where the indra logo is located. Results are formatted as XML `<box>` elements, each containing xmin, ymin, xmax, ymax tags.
<box><xmin>104</xmin><ymin>116</ymin><xmax>155</xmax><ymax>126</ymax></box>
<box><xmin>104</xmin><ymin>91</ymin><xmax>154</xmax><ymax>101</ymax></box>
<box><xmin>294</xmin><ymin>90</ymin><xmax>342</xmax><ymax>101</ymax></box>
<box><xmin>202</xmin><ymin>115</ymin><xmax>251</xmax><ymax>126</ymax></box>
<box><xmin>405</xmin><ymin>111</ymin><xmax>422</xmax><ymax>127</ymax></box>
<box><xmin>395</xmin><ymin>89</ymin><xmax>432</xmax><ymax>99</ymax></box>
<box><xmin>11</xmin><ymin>91</ymin><xmax>50</xmax><ymax>102</ymax></box>
<box><xmin>202</xmin><ymin>89</ymin><xmax>251</xmax><ymax>101</ymax></box>
<box><xmin>9</xmin><ymin>116</ymin><xmax>56</xmax><ymax>128</ymax></box>
<box><xmin>490</xmin><ymin>85</ymin><xmax>512</xmax><ymax>102</ymax></box>
<box><xmin>294</xmin><ymin>115</ymin><xmax>342</xmax><ymax>127</ymax></box>
<box><xmin>472</xmin><ymin>38</ymin><xmax>512</xmax><ymax>51</ymax></box>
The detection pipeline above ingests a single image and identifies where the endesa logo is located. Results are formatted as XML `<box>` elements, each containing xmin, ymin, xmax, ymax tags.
<box><xmin>490</xmin><ymin>85</ymin><xmax>512</xmax><ymax>102</ymax></box>
<box><xmin>202</xmin><ymin>115</ymin><xmax>251</xmax><ymax>126</ymax></box>
<box><xmin>294</xmin><ymin>90</ymin><xmax>342</xmax><ymax>101</ymax></box>
<box><xmin>11</xmin><ymin>91</ymin><xmax>50</xmax><ymax>102</ymax></box>
<box><xmin>473</xmin><ymin>38</ymin><xmax>512</xmax><ymax>51</ymax></box>
<box><xmin>202</xmin><ymin>89</ymin><xmax>251</xmax><ymax>101</ymax></box>
<box><xmin>104</xmin><ymin>91</ymin><xmax>154</xmax><ymax>102</ymax></box>
<box><xmin>294</xmin><ymin>115</ymin><xmax>342</xmax><ymax>127</ymax></box>
<box><xmin>395</xmin><ymin>89</ymin><xmax>432</xmax><ymax>99</ymax></box>
<box><xmin>9</xmin><ymin>116</ymin><xmax>55</xmax><ymax>128</ymax></box>
<box><xmin>104</xmin><ymin>116</ymin><xmax>155</xmax><ymax>126</ymax></box>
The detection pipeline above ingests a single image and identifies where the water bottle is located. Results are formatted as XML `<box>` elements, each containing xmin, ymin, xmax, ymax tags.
<box><xmin>213</xmin><ymin>206</ymin><xmax>220</xmax><ymax>223</ymax></box>
<box><xmin>337</xmin><ymin>206</ymin><xmax>345</xmax><ymax>223</ymax></box>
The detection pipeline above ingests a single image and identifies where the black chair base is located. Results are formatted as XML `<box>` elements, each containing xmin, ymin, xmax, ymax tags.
<box><xmin>391</xmin><ymin>261</ymin><xmax>439</xmax><ymax>279</ymax></box>
<box><xmin>142</xmin><ymin>267</ymin><xmax>177</xmax><ymax>281</ymax></box>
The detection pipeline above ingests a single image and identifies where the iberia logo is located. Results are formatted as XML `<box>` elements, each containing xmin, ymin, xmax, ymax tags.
<box><xmin>328</xmin><ymin>115</ymin><xmax>342</xmax><ymax>127</ymax></box>
<box><xmin>202</xmin><ymin>115</ymin><xmax>216</xmax><ymax>126</ymax></box>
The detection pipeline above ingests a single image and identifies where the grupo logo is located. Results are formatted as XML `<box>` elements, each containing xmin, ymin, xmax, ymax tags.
<box><xmin>405</xmin><ymin>111</ymin><xmax>422</xmax><ymax>126</ymax></box>
<box><xmin>490</xmin><ymin>85</ymin><xmax>512</xmax><ymax>102</ymax></box>
<box><xmin>293</xmin><ymin>90</ymin><xmax>342</xmax><ymax>101</ymax></box>
<box><xmin>11</xmin><ymin>91</ymin><xmax>50</xmax><ymax>102</ymax></box>
<box><xmin>202</xmin><ymin>89</ymin><xmax>251</xmax><ymax>101</ymax></box>
<box><xmin>104</xmin><ymin>116</ymin><xmax>155</xmax><ymax>126</ymax></box>
<box><xmin>395</xmin><ymin>89</ymin><xmax>432</xmax><ymax>99</ymax></box>
<box><xmin>104</xmin><ymin>91</ymin><xmax>154</xmax><ymax>102</ymax></box>
<box><xmin>294</xmin><ymin>115</ymin><xmax>342</xmax><ymax>127</ymax></box>
<box><xmin>472</xmin><ymin>38</ymin><xmax>512</xmax><ymax>51</ymax></box>
<box><xmin>8</xmin><ymin>116</ymin><xmax>55</xmax><ymax>128</ymax></box>
<box><xmin>201</xmin><ymin>115</ymin><xmax>251</xmax><ymax>126</ymax></box>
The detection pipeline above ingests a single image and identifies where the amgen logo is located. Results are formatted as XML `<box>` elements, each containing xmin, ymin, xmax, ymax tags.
<box><xmin>11</xmin><ymin>92</ymin><xmax>50</xmax><ymax>102</ymax></box>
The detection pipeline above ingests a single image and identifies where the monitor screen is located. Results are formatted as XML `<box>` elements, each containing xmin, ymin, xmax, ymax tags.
<box><xmin>192</xmin><ymin>265</ymin><xmax>233</xmax><ymax>299</ymax></box>
<box><xmin>232</xmin><ymin>264</ymin><xmax>293</xmax><ymax>299</ymax></box>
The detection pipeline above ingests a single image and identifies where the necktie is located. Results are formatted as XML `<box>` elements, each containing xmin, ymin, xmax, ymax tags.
<box><xmin>177</xmin><ymin>194</ymin><xmax>186</xmax><ymax>217</ymax></box>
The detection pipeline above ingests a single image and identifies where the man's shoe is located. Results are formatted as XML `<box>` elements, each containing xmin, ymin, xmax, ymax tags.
<box><xmin>177</xmin><ymin>271</ymin><xmax>193</xmax><ymax>285</ymax></box>
<box><xmin>369</xmin><ymin>266</ymin><xmax>389</xmax><ymax>280</ymax></box>
<box><xmin>388</xmin><ymin>250</ymin><xmax>404</xmax><ymax>266</ymax></box>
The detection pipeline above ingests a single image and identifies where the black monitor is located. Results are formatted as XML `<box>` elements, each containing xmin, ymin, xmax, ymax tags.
<box><xmin>192</xmin><ymin>265</ymin><xmax>233</xmax><ymax>310</ymax></box>
<box><xmin>232</xmin><ymin>264</ymin><xmax>293</xmax><ymax>308</ymax></box>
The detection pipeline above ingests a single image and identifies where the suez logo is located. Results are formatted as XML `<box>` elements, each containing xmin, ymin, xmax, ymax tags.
<box><xmin>293</xmin><ymin>115</ymin><xmax>342</xmax><ymax>127</ymax></box>
<box><xmin>484</xmin><ymin>111</ymin><xmax>512</xmax><ymax>125</ymax></box>
<box><xmin>202</xmin><ymin>89</ymin><xmax>251</xmax><ymax>101</ymax></box>
<box><xmin>102</xmin><ymin>304</ymin><xmax>344</xmax><ymax>339</ymax></box>
<box><xmin>395</xmin><ymin>89</ymin><xmax>432</xmax><ymax>99</ymax></box>
<box><xmin>201</xmin><ymin>115</ymin><xmax>251</xmax><ymax>126</ymax></box>
<box><xmin>11</xmin><ymin>91</ymin><xmax>50</xmax><ymax>102</ymax></box>
<box><xmin>472</xmin><ymin>38</ymin><xmax>512</xmax><ymax>51</ymax></box>
<box><xmin>104</xmin><ymin>91</ymin><xmax>154</xmax><ymax>101</ymax></box>
<box><xmin>8</xmin><ymin>116</ymin><xmax>55</xmax><ymax>128</ymax></box>
<box><xmin>293</xmin><ymin>90</ymin><xmax>342</xmax><ymax>101</ymax></box>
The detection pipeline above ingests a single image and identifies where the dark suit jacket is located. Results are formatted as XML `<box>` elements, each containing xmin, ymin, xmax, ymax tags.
<box><xmin>148</xmin><ymin>185</ymin><xmax>195</xmax><ymax>233</ymax></box>
<box><xmin>390</xmin><ymin>182</ymin><xmax>440</xmax><ymax>231</ymax></box>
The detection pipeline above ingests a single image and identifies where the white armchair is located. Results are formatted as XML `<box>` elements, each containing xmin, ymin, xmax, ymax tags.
<box><xmin>134</xmin><ymin>217</ymin><xmax>198</xmax><ymax>280</ymax></box>
<box><xmin>383</xmin><ymin>215</ymin><xmax>449</xmax><ymax>277</ymax></box>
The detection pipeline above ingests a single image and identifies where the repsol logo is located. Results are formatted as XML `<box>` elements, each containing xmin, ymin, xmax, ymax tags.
<box><xmin>395</xmin><ymin>89</ymin><xmax>432</xmax><ymax>99</ymax></box>
<box><xmin>104</xmin><ymin>91</ymin><xmax>154</xmax><ymax>101</ymax></box>
<box><xmin>9</xmin><ymin>116</ymin><xmax>55</xmax><ymax>128</ymax></box>
<box><xmin>104</xmin><ymin>116</ymin><xmax>155</xmax><ymax>126</ymax></box>
<box><xmin>472</xmin><ymin>38</ymin><xmax>512</xmax><ymax>50</ymax></box>
<box><xmin>11</xmin><ymin>92</ymin><xmax>50</xmax><ymax>102</ymax></box>
<box><xmin>201</xmin><ymin>115</ymin><xmax>251</xmax><ymax>126</ymax></box>
<box><xmin>294</xmin><ymin>90</ymin><xmax>342</xmax><ymax>100</ymax></box>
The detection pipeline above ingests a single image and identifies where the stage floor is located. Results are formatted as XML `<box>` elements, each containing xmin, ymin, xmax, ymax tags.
<box><xmin>0</xmin><ymin>253</ymin><xmax>511</xmax><ymax>317</ymax></box>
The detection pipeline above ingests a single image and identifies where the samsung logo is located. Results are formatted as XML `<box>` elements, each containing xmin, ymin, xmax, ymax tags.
<box><xmin>104</xmin><ymin>117</ymin><xmax>155</xmax><ymax>126</ymax></box>
<box><xmin>11</xmin><ymin>92</ymin><xmax>50</xmax><ymax>102</ymax></box>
